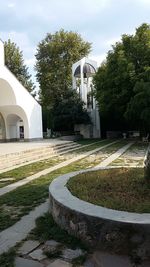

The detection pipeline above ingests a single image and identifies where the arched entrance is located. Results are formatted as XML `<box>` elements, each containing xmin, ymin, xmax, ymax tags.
<box><xmin>6</xmin><ymin>114</ymin><xmax>24</xmax><ymax>140</ymax></box>
<box><xmin>0</xmin><ymin>113</ymin><xmax>6</xmax><ymax>140</ymax></box>
<box><xmin>0</xmin><ymin>79</ymin><xmax>29</xmax><ymax>140</ymax></box>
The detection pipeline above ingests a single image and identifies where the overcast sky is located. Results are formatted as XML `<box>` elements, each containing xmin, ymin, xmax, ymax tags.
<box><xmin>1</xmin><ymin>0</ymin><xmax>150</xmax><ymax>89</ymax></box>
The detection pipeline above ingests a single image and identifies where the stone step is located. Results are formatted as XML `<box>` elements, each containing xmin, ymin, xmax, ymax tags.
<box><xmin>0</xmin><ymin>143</ymin><xmax>82</xmax><ymax>171</ymax></box>
<box><xmin>0</xmin><ymin>143</ymin><xmax>81</xmax><ymax>167</ymax></box>
<box><xmin>0</xmin><ymin>142</ymin><xmax>80</xmax><ymax>164</ymax></box>
<box><xmin>0</xmin><ymin>142</ymin><xmax>78</xmax><ymax>159</ymax></box>
<box><xmin>0</xmin><ymin>141</ymin><xmax>74</xmax><ymax>159</ymax></box>
<box><xmin>0</xmin><ymin>141</ymin><xmax>102</xmax><ymax>173</ymax></box>
<box><xmin>54</xmin><ymin>143</ymin><xmax>81</xmax><ymax>154</ymax></box>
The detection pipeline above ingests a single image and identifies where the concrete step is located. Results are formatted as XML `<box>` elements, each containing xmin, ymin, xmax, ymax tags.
<box><xmin>0</xmin><ymin>142</ymin><xmax>82</xmax><ymax>170</ymax></box>
<box><xmin>0</xmin><ymin>144</ymin><xmax>81</xmax><ymax>167</ymax></box>
<box><xmin>0</xmin><ymin>141</ymin><xmax>103</xmax><ymax>173</ymax></box>
<box><xmin>0</xmin><ymin>142</ymin><xmax>78</xmax><ymax>162</ymax></box>
<box><xmin>0</xmin><ymin>141</ymin><xmax>74</xmax><ymax>159</ymax></box>
<box><xmin>54</xmin><ymin>143</ymin><xmax>81</xmax><ymax>153</ymax></box>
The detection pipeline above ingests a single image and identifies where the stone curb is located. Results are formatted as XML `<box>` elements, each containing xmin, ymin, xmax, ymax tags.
<box><xmin>49</xmin><ymin>166</ymin><xmax>150</xmax><ymax>255</ymax></box>
<box><xmin>49</xmin><ymin>166</ymin><xmax>150</xmax><ymax>224</ymax></box>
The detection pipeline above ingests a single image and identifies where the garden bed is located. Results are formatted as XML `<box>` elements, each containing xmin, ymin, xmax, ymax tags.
<box><xmin>67</xmin><ymin>167</ymin><xmax>150</xmax><ymax>213</ymax></box>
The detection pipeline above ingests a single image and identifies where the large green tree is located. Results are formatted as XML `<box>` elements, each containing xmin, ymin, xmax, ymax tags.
<box><xmin>35</xmin><ymin>29</ymin><xmax>91</xmax><ymax>108</ymax></box>
<box><xmin>94</xmin><ymin>23</ymin><xmax>150</xmax><ymax>134</ymax></box>
<box><xmin>4</xmin><ymin>39</ymin><xmax>35</xmax><ymax>94</ymax></box>
<box><xmin>35</xmin><ymin>29</ymin><xmax>91</xmax><ymax>131</ymax></box>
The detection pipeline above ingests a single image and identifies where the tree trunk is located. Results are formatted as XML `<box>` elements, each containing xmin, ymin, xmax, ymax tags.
<box><xmin>144</xmin><ymin>149</ymin><xmax>150</xmax><ymax>182</ymax></box>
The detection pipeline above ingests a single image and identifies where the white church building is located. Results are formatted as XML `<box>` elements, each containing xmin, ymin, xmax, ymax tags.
<box><xmin>72</xmin><ymin>57</ymin><xmax>101</xmax><ymax>138</ymax></box>
<box><xmin>0</xmin><ymin>39</ymin><xmax>43</xmax><ymax>141</ymax></box>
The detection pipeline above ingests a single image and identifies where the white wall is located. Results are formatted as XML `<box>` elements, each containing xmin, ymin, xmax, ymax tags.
<box><xmin>0</xmin><ymin>39</ymin><xmax>43</xmax><ymax>140</ymax></box>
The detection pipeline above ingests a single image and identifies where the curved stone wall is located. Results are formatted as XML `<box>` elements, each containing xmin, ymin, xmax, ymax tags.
<box><xmin>49</xmin><ymin>167</ymin><xmax>150</xmax><ymax>257</ymax></box>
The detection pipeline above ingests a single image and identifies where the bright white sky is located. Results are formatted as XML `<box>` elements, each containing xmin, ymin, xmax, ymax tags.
<box><xmin>1</xmin><ymin>0</ymin><xmax>150</xmax><ymax>90</ymax></box>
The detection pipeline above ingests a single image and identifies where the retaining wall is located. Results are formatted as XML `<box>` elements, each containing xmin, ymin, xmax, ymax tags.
<box><xmin>49</xmin><ymin>167</ymin><xmax>150</xmax><ymax>258</ymax></box>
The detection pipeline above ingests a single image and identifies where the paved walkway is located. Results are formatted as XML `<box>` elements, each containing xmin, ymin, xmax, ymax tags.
<box><xmin>95</xmin><ymin>142</ymin><xmax>134</xmax><ymax>167</ymax></box>
<box><xmin>0</xmin><ymin>141</ymin><xmax>132</xmax><ymax>255</ymax></box>
<box><xmin>0</xmin><ymin>140</ymin><xmax>117</xmax><ymax>197</ymax></box>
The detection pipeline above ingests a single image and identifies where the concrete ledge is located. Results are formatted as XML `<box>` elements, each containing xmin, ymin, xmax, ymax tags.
<box><xmin>49</xmin><ymin>166</ymin><xmax>150</xmax><ymax>256</ymax></box>
<box><xmin>59</xmin><ymin>135</ymin><xmax>82</xmax><ymax>141</ymax></box>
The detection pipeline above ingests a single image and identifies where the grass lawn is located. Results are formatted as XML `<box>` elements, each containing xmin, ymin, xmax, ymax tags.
<box><xmin>99</xmin><ymin>139</ymin><xmax>128</xmax><ymax>154</ymax></box>
<box><xmin>0</xmin><ymin>249</ymin><xmax>16</xmax><ymax>267</ymax></box>
<box><xmin>29</xmin><ymin>213</ymin><xmax>88</xmax><ymax>265</ymax></box>
<box><xmin>0</xmin><ymin>157</ymin><xmax>63</xmax><ymax>188</ymax></box>
<box><xmin>70</xmin><ymin>139</ymin><xmax>111</xmax><ymax>154</ymax></box>
<box><xmin>0</xmin><ymin>213</ymin><xmax>88</xmax><ymax>267</ymax></box>
<box><xmin>67</xmin><ymin>168</ymin><xmax>150</xmax><ymax>213</ymax></box>
<box><xmin>29</xmin><ymin>213</ymin><xmax>87</xmax><ymax>250</ymax></box>
<box><xmin>76</xmin><ymin>138</ymin><xmax>102</xmax><ymax>145</ymax></box>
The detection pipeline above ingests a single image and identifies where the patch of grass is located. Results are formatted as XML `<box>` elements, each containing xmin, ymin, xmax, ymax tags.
<box><xmin>0</xmin><ymin>177</ymin><xmax>50</xmax><ymax>230</ymax></box>
<box><xmin>0</xmin><ymin>157</ymin><xmax>63</xmax><ymax>187</ymax></box>
<box><xmin>110</xmin><ymin>158</ymin><xmax>125</xmax><ymax>164</ymax></box>
<box><xmin>0</xmin><ymin>249</ymin><xmax>16</xmax><ymax>267</ymax></box>
<box><xmin>0</xmin><ymin>149</ymin><xmax>105</xmax><ymax>231</ymax></box>
<box><xmin>126</xmin><ymin>142</ymin><xmax>148</xmax><ymax>152</ymax></box>
<box><xmin>138</xmin><ymin>159</ymin><xmax>145</xmax><ymax>166</ymax></box>
<box><xmin>71</xmin><ymin>139</ymin><xmax>112</xmax><ymax>154</ymax></box>
<box><xmin>29</xmin><ymin>213</ymin><xmax>87</xmax><ymax>250</ymax></box>
<box><xmin>72</xmin><ymin>254</ymin><xmax>87</xmax><ymax>266</ymax></box>
<box><xmin>76</xmin><ymin>138</ymin><xmax>102</xmax><ymax>145</ymax></box>
<box><xmin>100</xmin><ymin>140</ymin><xmax>128</xmax><ymax>154</ymax></box>
<box><xmin>44</xmin><ymin>249</ymin><xmax>62</xmax><ymax>259</ymax></box>
<box><xmin>0</xmin><ymin>167</ymin><xmax>78</xmax><ymax>230</ymax></box>
<box><xmin>67</xmin><ymin>168</ymin><xmax>150</xmax><ymax>213</ymax></box>
<box><xmin>0</xmin><ymin>206</ymin><xmax>20</xmax><ymax>230</ymax></box>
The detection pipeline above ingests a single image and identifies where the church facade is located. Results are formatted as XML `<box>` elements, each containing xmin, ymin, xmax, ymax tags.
<box><xmin>0</xmin><ymin>39</ymin><xmax>43</xmax><ymax>141</ymax></box>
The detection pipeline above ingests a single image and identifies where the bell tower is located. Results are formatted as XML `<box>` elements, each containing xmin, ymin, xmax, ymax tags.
<box><xmin>72</xmin><ymin>57</ymin><xmax>101</xmax><ymax>138</ymax></box>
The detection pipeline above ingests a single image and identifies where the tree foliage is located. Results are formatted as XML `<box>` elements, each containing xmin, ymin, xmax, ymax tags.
<box><xmin>35</xmin><ymin>29</ymin><xmax>91</xmax><ymax>131</ymax></box>
<box><xmin>4</xmin><ymin>39</ymin><xmax>35</xmax><ymax>94</ymax></box>
<box><xmin>125</xmin><ymin>81</ymin><xmax>150</xmax><ymax>132</ymax></box>
<box><xmin>35</xmin><ymin>29</ymin><xmax>91</xmax><ymax>108</ymax></box>
<box><xmin>52</xmin><ymin>89</ymin><xmax>90</xmax><ymax>131</ymax></box>
<box><xmin>94</xmin><ymin>23</ymin><xmax>150</xmax><ymax>134</ymax></box>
